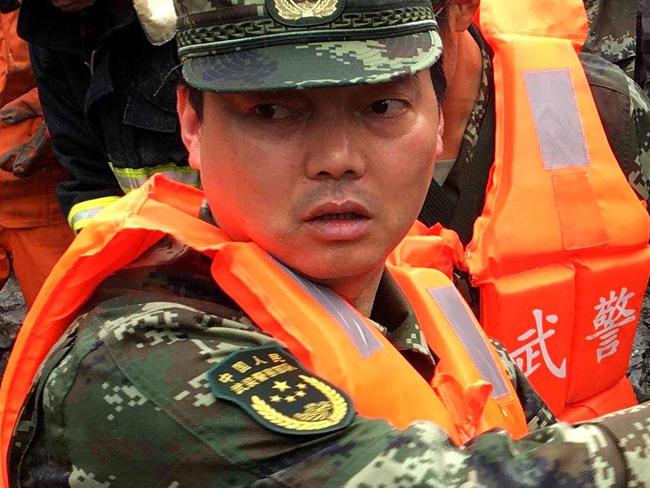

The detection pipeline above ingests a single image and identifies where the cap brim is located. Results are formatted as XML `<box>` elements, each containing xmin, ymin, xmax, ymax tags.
<box><xmin>182</xmin><ymin>31</ymin><xmax>442</xmax><ymax>92</ymax></box>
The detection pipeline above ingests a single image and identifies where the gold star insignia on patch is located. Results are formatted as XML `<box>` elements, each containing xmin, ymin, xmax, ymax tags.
<box><xmin>297</xmin><ymin>383</ymin><xmax>307</xmax><ymax>390</ymax></box>
<box><xmin>270</xmin><ymin>395</ymin><xmax>282</xmax><ymax>403</ymax></box>
<box><xmin>272</xmin><ymin>381</ymin><xmax>291</xmax><ymax>392</ymax></box>
<box><xmin>285</xmin><ymin>395</ymin><xmax>296</xmax><ymax>403</ymax></box>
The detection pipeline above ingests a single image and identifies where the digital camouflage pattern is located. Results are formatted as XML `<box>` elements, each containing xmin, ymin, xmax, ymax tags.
<box><xmin>583</xmin><ymin>0</ymin><xmax>637</xmax><ymax>77</ymax></box>
<box><xmin>640</xmin><ymin>0</ymin><xmax>650</xmax><ymax>94</ymax></box>
<box><xmin>9</xmin><ymin>239</ymin><xmax>650</xmax><ymax>487</ymax></box>
<box><xmin>621</xmin><ymin>65</ymin><xmax>650</xmax><ymax>203</ymax></box>
<box><xmin>175</xmin><ymin>0</ymin><xmax>443</xmax><ymax>92</ymax></box>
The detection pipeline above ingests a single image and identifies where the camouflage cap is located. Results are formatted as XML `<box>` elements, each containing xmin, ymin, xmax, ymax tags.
<box><xmin>174</xmin><ymin>0</ymin><xmax>442</xmax><ymax>92</ymax></box>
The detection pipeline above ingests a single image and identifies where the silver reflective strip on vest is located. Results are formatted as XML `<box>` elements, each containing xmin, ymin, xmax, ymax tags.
<box><xmin>109</xmin><ymin>163</ymin><xmax>200</xmax><ymax>194</ymax></box>
<box><xmin>279</xmin><ymin>262</ymin><xmax>382</xmax><ymax>358</ymax></box>
<box><xmin>428</xmin><ymin>286</ymin><xmax>509</xmax><ymax>398</ymax></box>
<box><xmin>158</xmin><ymin>170</ymin><xmax>200</xmax><ymax>188</ymax></box>
<box><xmin>69</xmin><ymin>206</ymin><xmax>104</xmax><ymax>230</ymax></box>
<box><xmin>116</xmin><ymin>171</ymin><xmax>200</xmax><ymax>193</ymax></box>
<box><xmin>524</xmin><ymin>69</ymin><xmax>590</xmax><ymax>170</ymax></box>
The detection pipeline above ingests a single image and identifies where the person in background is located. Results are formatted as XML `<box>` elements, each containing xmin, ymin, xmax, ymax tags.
<box><xmin>421</xmin><ymin>0</ymin><xmax>650</xmax><ymax>418</ymax></box>
<box><xmin>0</xmin><ymin>7</ymin><xmax>72</xmax><ymax>307</ymax></box>
<box><xmin>17</xmin><ymin>0</ymin><xmax>197</xmax><ymax>233</ymax></box>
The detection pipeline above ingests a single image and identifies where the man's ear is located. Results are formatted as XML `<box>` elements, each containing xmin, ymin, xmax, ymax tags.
<box><xmin>447</xmin><ymin>0</ymin><xmax>480</xmax><ymax>33</ymax></box>
<box><xmin>177</xmin><ymin>84</ymin><xmax>202</xmax><ymax>170</ymax></box>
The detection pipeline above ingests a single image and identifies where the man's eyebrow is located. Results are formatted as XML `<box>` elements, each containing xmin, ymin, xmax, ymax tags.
<box><xmin>375</xmin><ymin>74</ymin><xmax>421</xmax><ymax>94</ymax></box>
<box><xmin>233</xmin><ymin>88</ymin><xmax>303</xmax><ymax>102</ymax></box>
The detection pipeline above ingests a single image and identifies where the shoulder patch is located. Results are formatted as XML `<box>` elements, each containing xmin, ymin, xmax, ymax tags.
<box><xmin>208</xmin><ymin>345</ymin><xmax>354</xmax><ymax>436</ymax></box>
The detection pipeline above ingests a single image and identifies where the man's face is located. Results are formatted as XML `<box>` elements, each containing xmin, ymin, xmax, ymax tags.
<box><xmin>179</xmin><ymin>71</ymin><xmax>442</xmax><ymax>285</ymax></box>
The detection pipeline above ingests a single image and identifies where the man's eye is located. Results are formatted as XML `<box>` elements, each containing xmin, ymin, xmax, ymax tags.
<box><xmin>368</xmin><ymin>99</ymin><xmax>408</xmax><ymax>116</ymax></box>
<box><xmin>253</xmin><ymin>104</ymin><xmax>294</xmax><ymax>120</ymax></box>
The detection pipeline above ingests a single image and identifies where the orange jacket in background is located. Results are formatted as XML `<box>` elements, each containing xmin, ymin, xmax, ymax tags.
<box><xmin>0</xmin><ymin>11</ymin><xmax>68</xmax><ymax>230</ymax></box>
<box><xmin>0</xmin><ymin>11</ymin><xmax>72</xmax><ymax>307</ymax></box>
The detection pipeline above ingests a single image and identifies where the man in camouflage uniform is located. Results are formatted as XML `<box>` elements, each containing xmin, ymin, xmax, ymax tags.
<box><xmin>7</xmin><ymin>0</ymin><xmax>650</xmax><ymax>486</ymax></box>
<box><xmin>583</xmin><ymin>0</ymin><xmax>638</xmax><ymax>78</ymax></box>
<box><xmin>422</xmin><ymin>0</ymin><xmax>650</xmax><ymax>397</ymax></box>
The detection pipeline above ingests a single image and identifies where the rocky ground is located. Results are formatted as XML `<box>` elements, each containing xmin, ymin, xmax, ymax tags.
<box><xmin>0</xmin><ymin>276</ymin><xmax>648</xmax><ymax>397</ymax></box>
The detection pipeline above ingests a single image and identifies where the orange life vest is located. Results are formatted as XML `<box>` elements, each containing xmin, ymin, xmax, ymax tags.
<box><xmin>0</xmin><ymin>176</ymin><xmax>527</xmax><ymax>487</ymax></box>
<box><xmin>462</xmin><ymin>0</ymin><xmax>650</xmax><ymax>420</ymax></box>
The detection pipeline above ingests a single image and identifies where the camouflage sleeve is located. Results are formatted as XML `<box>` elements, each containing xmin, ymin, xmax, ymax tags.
<box><xmin>583</xmin><ymin>51</ymin><xmax>650</xmax><ymax>205</ymax></box>
<box><xmin>490</xmin><ymin>339</ymin><xmax>557</xmax><ymax>430</ymax></box>
<box><xmin>627</xmin><ymin>75</ymin><xmax>650</xmax><ymax>205</ymax></box>
<box><xmin>333</xmin><ymin>405</ymin><xmax>649</xmax><ymax>487</ymax></box>
<box><xmin>37</xmin><ymin>300</ymin><xmax>649</xmax><ymax>487</ymax></box>
<box><xmin>583</xmin><ymin>0</ymin><xmax>637</xmax><ymax>77</ymax></box>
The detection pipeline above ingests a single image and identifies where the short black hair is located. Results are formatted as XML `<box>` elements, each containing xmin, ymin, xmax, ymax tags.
<box><xmin>436</xmin><ymin>0</ymin><xmax>451</xmax><ymax>29</ymax></box>
<box><xmin>187</xmin><ymin>83</ymin><xmax>205</xmax><ymax>120</ymax></box>
<box><xmin>430</xmin><ymin>57</ymin><xmax>447</xmax><ymax>104</ymax></box>
<box><xmin>184</xmin><ymin>58</ymin><xmax>447</xmax><ymax>120</ymax></box>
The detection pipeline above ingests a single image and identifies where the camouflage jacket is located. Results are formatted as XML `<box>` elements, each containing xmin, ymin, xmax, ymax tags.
<box><xmin>583</xmin><ymin>0</ymin><xmax>638</xmax><ymax>77</ymax></box>
<box><xmin>9</xmin><ymin>237</ymin><xmax>650</xmax><ymax>487</ymax></box>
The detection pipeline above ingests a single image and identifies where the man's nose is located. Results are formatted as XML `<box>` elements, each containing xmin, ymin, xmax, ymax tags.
<box><xmin>304</xmin><ymin>117</ymin><xmax>367</xmax><ymax>180</ymax></box>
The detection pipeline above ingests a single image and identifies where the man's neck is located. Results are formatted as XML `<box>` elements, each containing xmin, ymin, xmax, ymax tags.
<box><xmin>324</xmin><ymin>268</ymin><xmax>384</xmax><ymax>317</ymax></box>
<box><xmin>440</xmin><ymin>29</ymin><xmax>483</xmax><ymax>161</ymax></box>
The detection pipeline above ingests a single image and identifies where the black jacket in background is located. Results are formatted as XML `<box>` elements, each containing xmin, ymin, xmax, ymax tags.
<box><xmin>17</xmin><ymin>0</ymin><xmax>193</xmax><ymax>231</ymax></box>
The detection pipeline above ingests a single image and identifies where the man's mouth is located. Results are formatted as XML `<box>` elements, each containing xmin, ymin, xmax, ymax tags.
<box><xmin>304</xmin><ymin>202</ymin><xmax>372</xmax><ymax>241</ymax></box>
<box><xmin>310</xmin><ymin>212</ymin><xmax>367</xmax><ymax>222</ymax></box>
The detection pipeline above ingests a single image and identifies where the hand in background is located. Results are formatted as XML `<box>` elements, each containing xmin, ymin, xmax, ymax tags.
<box><xmin>0</xmin><ymin>92</ymin><xmax>40</xmax><ymax>126</ymax></box>
<box><xmin>0</xmin><ymin>122</ymin><xmax>52</xmax><ymax>177</ymax></box>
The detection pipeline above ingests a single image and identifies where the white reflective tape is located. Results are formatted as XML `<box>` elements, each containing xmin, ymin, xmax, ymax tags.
<box><xmin>279</xmin><ymin>262</ymin><xmax>382</xmax><ymax>358</ymax></box>
<box><xmin>109</xmin><ymin>162</ymin><xmax>200</xmax><ymax>193</ymax></box>
<box><xmin>67</xmin><ymin>196</ymin><xmax>121</xmax><ymax>233</ymax></box>
<box><xmin>524</xmin><ymin>69</ymin><xmax>590</xmax><ymax>170</ymax></box>
<box><xmin>428</xmin><ymin>286</ymin><xmax>509</xmax><ymax>398</ymax></box>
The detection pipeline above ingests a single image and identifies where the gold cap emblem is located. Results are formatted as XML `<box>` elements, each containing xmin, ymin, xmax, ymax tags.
<box><xmin>267</xmin><ymin>0</ymin><xmax>346</xmax><ymax>27</ymax></box>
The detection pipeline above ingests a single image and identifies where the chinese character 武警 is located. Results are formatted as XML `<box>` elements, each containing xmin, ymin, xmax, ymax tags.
<box><xmin>510</xmin><ymin>309</ymin><xmax>567</xmax><ymax>379</ymax></box>
<box><xmin>586</xmin><ymin>288</ymin><xmax>636</xmax><ymax>363</ymax></box>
